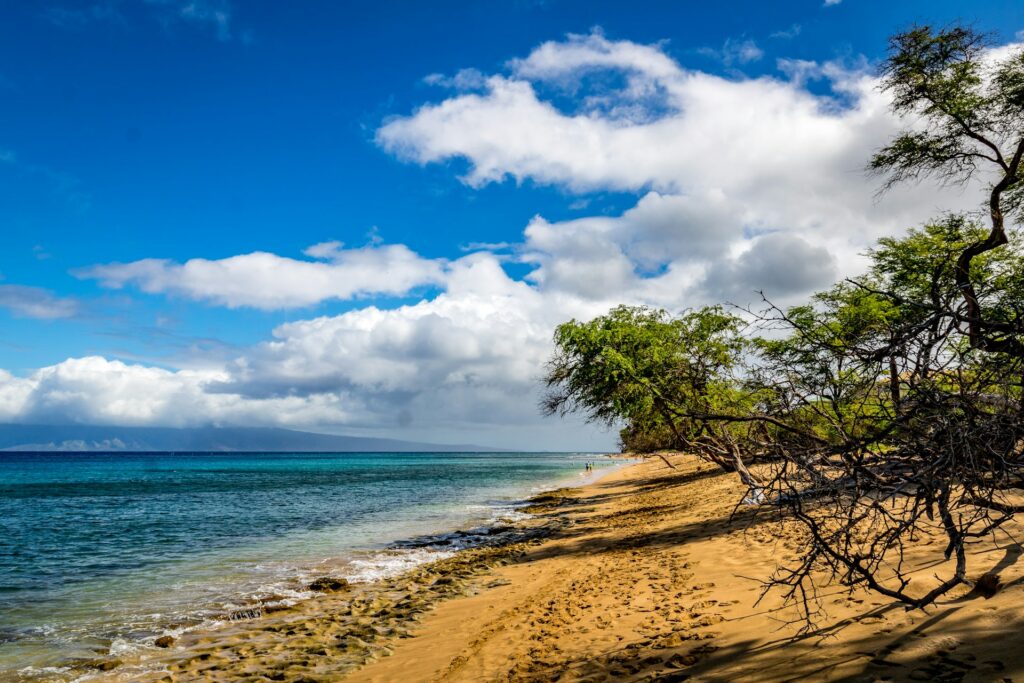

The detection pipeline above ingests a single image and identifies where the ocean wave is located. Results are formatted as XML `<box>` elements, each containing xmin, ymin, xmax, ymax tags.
<box><xmin>345</xmin><ymin>548</ymin><xmax>457</xmax><ymax>583</ymax></box>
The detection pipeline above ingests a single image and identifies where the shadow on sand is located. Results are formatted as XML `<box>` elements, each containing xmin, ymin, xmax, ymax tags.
<box><xmin>505</xmin><ymin>460</ymin><xmax>1023</xmax><ymax>682</ymax></box>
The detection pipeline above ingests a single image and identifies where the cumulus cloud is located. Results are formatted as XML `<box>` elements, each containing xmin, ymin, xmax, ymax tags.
<box><xmin>77</xmin><ymin>243</ymin><xmax>446</xmax><ymax>309</ymax></box>
<box><xmin>376</xmin><ymin>31</ymin><xmax>991</xmax><ymax>308</ymax></box>
<box><xmin>0</xmin><ymin>356</ymin><xmax>354</xmax><ymax>428</ymax></box>
<box><xmin>0</xmin><ymin>255</ymin><xmax>614</xmax><ymax>448</ymax></box>
<box><xmin>377</xmin><ymin>32</ymin><xmax>889</xmax><ymax>198</ymax></box>
<box><xmin>510</xmin><ymin>31</ymin><xmax>683</xmax><ymax>84</ymax></box>
<box><xmin>0</xmin><ymin>285</ymin><xmax>79</xmax><ymax>319</ymax></box>
<box><xmin>216</xmin><ymin>254</ymin><xmax>569</xmax><ymax>410</ymax></box>
<box><xmin>705</xmin><ymin>233</ymin><xmax>838</xmax><ymax>300</ymax></box>
<box><xmin>4</xmin><ymin>32</ymin><xmax>1018</xmax><ymax>449</ymax></box>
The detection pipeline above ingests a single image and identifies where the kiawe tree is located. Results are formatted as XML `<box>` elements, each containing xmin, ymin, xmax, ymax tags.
<box><xmin>753</xmin><ymin>213</ymin><xmax>1024</xmax><ymax>620</ymax></box>
<box><xmin>757</xmin><ymin>26</ymin><xmax>1024</xmax><ymax>619</ymax></box>
<box><xmin>541</xmin><ymin>24</ymin><xmax>1024</xmax><ymax>624</ymax></box>
<box><xmin>541</xmin><ymin>305</ymin><xmax>762</xmax><ymax>486</ymax></box>
<box><xmin>871</xmin><ymin>25</ymin><xmax>1024</xmax><ymax>354</ymax></box>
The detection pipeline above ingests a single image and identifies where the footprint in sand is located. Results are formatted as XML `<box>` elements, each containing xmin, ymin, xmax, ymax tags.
<box><xmin>905</xmin><ymin>635</ymin><xmax>961</xmax><ymax>657</ymax></box>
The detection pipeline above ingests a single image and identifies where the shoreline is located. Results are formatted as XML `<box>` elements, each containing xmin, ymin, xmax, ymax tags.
<box><xmin>59</xmin><ymin>455</ymin><xmax>631</xmax><ymax>682</ymax></box>
<box><xmin>95</xmin><ymin>454</ymin><xmax>1024</xmax><ymax>681</ymax></box>
<box><xmin>2</xmin><ymin>451</ymin><xmax>623</xmax><ymax>682</ymax></box>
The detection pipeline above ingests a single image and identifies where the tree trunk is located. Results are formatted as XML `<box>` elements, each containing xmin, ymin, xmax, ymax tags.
<box><xmin>954</xmin><ymin>139</ymin><xmax>1024</xmax><ymax>354</ymax></box>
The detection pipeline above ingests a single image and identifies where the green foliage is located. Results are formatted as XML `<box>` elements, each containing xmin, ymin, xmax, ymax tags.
<box><xmin>871</xmin><ymin>26</ymin><xmax>1024</xmax><ymax>215</ymax></box>
<box><xmin>542</xmin><ymin>305</ymin><xmax>746</xmax><ymax>432</ymax></box>
<box><xmin>870</xmin><ymin>214</ymin><xmax>983</xmax><ymax>296</ymax></box>
<box><xmin>618</xmin><ymin>417</ymin><xmax>676</xmax><ymax>454</ymax></box>
<box><xmin>872</xmin><ymin>215</ymin><xmax>1024</xmax><ymax>330</ymax></box>
<box><xmin>541</xmin><ymin>23</ymin><xmax>1024</xmax><ymax>618</ymax></box>
<box><xmin>881</xmin><ymin>26</ymin><xmax>988</xmax><ymax>123</ymax></box>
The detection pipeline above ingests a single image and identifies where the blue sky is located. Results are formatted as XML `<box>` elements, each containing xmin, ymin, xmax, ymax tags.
<box><xmin>1</xmin><ymin>0</ymin><xmax>1021</xmax><ymax>449</ymax></box>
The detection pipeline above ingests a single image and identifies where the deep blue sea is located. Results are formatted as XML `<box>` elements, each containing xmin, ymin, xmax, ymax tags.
<box><xmin>0</xmin><ymin>451</ymin><xmax>618</xmax><ymax>679</ymax></box>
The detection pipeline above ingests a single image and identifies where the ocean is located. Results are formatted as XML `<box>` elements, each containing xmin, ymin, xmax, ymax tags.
<box><xmin>0</xmin><ymin>451</ymin><xmax>619</xmax><ymax>679</ymax></box>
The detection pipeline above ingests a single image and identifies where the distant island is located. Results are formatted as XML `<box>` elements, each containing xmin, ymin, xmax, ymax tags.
<box><xmin>0</xmin><ymin>424</ymin><xmax>501</xmax><ymax>452</ymax></box>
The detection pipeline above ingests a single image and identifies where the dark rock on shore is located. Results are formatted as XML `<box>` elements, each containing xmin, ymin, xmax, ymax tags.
<box><xmin>308</xmin><ymin>576</ymin><xmax>350</xmax><ymax>592</ymax></box>
<box><xmin>78</xmin><ymin>658</ymin><xmax>122</xmax><ymax>671</ymax></box>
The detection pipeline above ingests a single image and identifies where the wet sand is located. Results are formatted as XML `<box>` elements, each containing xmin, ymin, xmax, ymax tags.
<box><xmin>112</xmin><ymin>454</ymin><xmax>1024</xmax><ymax>682</ymax></box>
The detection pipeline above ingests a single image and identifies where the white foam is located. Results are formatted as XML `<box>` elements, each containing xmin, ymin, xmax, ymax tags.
<box><xmin>345</xmin><ymin>548</ymin><xmax>456</xmax><ymax>583</ymax></box>
<box><xmin>108</xmin><ymin>637</ymin><xmax>142</xmax><ymax>657</ymax></box>
<box><xmin>488</xmin><ymin>507</ymin><xmax>532</xmax><ymax>524</ymax></box>
<box><xmin>19</xmin><ymin>666</ymin><xmax>70</xmax><ymax>676</ymax></box>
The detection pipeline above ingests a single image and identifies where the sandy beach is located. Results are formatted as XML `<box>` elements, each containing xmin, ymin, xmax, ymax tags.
<box><xmin>113</xmin><ymin>454</ymin><xmax>1024</xmax><ymax>682</ymax></box>
<box><xmin>11</xmin><ymin>7</ymin><xmax>1024</xmax><ymax>683</ymax></box>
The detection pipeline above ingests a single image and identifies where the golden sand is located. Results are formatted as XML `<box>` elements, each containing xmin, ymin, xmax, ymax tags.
<box><xmin>113</xmin><ymin>455</ymin><xmax>1024</xmax><ymax>682</ymax></box>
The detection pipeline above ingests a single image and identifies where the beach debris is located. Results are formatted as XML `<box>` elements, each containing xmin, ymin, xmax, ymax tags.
<box><xmin>973</xmin><ymin>572</ymin><xmax>1002</xmax><ymax>598</ymax></box>
<box><xmin>76</xmin><ymin>657</ymin><xmax>122</xmax><ymax>671</ymax></box>
<box><xmin>308</xmin><ymin>576</ymin><xmax>350</xmax><ymax>593</ymax></box>
<box><xmin>227</xmin><ymin>605</ymin><xmax>264</xmax><ymax>621</ymax></box>
<box><xmin>258</xmin><ymin>594</ymin><xmax>297</xmax><ymax>614</ymax></box>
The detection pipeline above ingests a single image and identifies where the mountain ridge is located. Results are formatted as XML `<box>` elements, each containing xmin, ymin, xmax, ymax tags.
<box><xmin>0</xmin><ymin>424</ymin><xmax>502</xmax><ymax>452</ymax></box>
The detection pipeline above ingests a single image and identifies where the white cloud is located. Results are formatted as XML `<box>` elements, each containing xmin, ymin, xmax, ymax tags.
<box><xmin>302</xmin><ymin>240</ymin><xmax>345</xmax><ymax>259</ymax></box>
<box><xmin>218</xmin><ymin>254</ymin><xmax>563</xmax><ymax>411</ymax></box>
<box><xmin>77</xmin><ymin>243</ymin><xmax>446</xmax><ymax>309</ymax></box>
<box><xmin>824</xmin><ymin>0</ymin><xmax>842</xmax><ymax>5</ymax></box>
<box><xmin>729</xmin><ymin>39</ymin><xmax>764</xmax><ymax>64</ymax></box>
<box><xmin>0</xmin><ymin>285</ymin><xmax>79</xmax><ymax>319</ymax></box>
<box><xmin>459</xmin><ymin>241</ymin><xmax>511</xmax><ymax>252</ymax></box>
<box><xmin>699</xmin><ymin>38</ymin><xmax>765</xmax><ymax>66</ymax></box>
<box><xmin>0</xmin><ymin>356</ymin><xmax>353</xmax><ymax>428</ymax></box>
<box><xmin>0</xmin><ymin>255</ymin><xmax>614</xmax><ymax>448</ymax></box>
<box><xmin>377</xmin><ymin>33</ymin><xmax>885</xmax><ymax>196</ymax></box>
<box><xmin>771</xmin><ymin>24</ymin><xmax>802</xmax><ymax>40</ymax></box>
<box><xmin>5</xmin><ymin>32</ymin><xmax>1020</xmax><ymax>449</ymax></box>
<box><xmin>423</xmin><ymin>68</ymin><xmax>488</xmax><ymax>91</ymax></box>
<box><xmin>510</xmin><ymin>30</ymin><xmax>682</xmax><ymax>84</ymax></box>
<box><xmin>520</xmin><ymin>190</ymin><xmax>735</xmax><ymax>303</ymax></box>
<box><xmin>376</xmin><ymin>31</ymin><xmax>984</xmax><ymax>309</ymax></box>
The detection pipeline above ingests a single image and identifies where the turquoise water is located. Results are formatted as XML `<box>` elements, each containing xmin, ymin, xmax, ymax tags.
<box><xmin>0</xmin><ymin>451</ymin><xmax>617</xmax><ymax>678</ymax></box>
